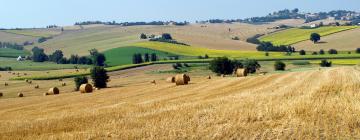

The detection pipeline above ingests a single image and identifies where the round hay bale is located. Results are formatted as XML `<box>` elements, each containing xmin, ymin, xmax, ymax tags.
<box><xmin>62</xmin><ymin>83</ymin><xmax>66</xmax><ymax>86</ymax></box>
<box><xmin>59</xmin><ymin>78</ymin><xmax>63</xmax><ymax>82</ymax></box>
<box><xmin>175</xmin><ymin>74</ymin><xmax>190</xmax><ymax>85</ymax></box>
<box><xmin>43</xmin><ymin>92</ymin><xmax>49</xmax><ymax>96</ymax></box>
<box><xmin>0</xmin><ymin>92</ymin><xmax>3</xmax><ymax>97</ymax></box>
<box><xmin>35</xmin><ymin>85</ymin><xmax>40</xmax><ymax>89</ymax></box>
<box><xmin>25</xmin><ymin>79</ymin><xmax>29</xmax><ymax>83</ymax></box>
<box><xmin>48</xmin><ymin>87</ymin><xmax>60</xmax><ymax>95</ymax></box>
<box><xmin>28</xmin><ymin>81</ymin><xmax>32</xmax><ymax>84</ymax></box>
<box><xmin>207</xmin><ymin>75</ymin><xmax>212</xmax><ymax>79</ymax></box>
<box><xmin>150</xmin><ymin>80</ymin><xmax>156</xmax><ymax>84</ymax></box>
<box><xmin>166</xmin><ymin>77</ymin><xmax>175</xmax><ymax>83</ymax></box>
<box><xmin>4</xmin><ymin>82</ymin><xmax>8</xmax><ymax>86</ymax></box>
<box><xmin>18</xmin><ymin>93</ymin><xmax>23</xmax><ymax>97</ymax></box>
<box><xmin>80</xmin><ymin>84</ymin><xmax>93</xmax><ymax>93</ymax></box>
<box><xmin>236</xmin><ymin>68</ymin><xmax>248</xmax><ymax>77</ymax></box>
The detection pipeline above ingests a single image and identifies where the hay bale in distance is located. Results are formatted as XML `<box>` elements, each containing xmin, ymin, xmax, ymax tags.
<box><xmin>236</xmin><ymin>68</ymin><xmax>248</xmax><ymax>77</ymax></box>
<box><xmin>4</xmin><ymin>82</ymin><xmax>8</xmax><ymax>86</ymax></box>
<box><xmin>43</xmin><ymin>92</ymin><xmax>49</xmax><ymax>96</ymax></box>
<box><xmin>208</xmin><ymin>75</ymin><xmax>212</xmax><ymax>79</ymax></box>
<box><xmin>175</xmin><ymin>74</ymin><xmax>191</xmax><ymax>85</ymax></box>
<box><xmin>48</xmin><ymin>87</ymin><xmax>60</xmax><ymax>95</ymax></box>
<box><xmin>0</xmin><ymin>92</ymin><xmax>3</xmax><ymax>97</ymax></box>
<box><xmin>150</xmin><ymin>80</ymin><xmax>156</xmax><ymax>84</ymax></box>
<box><xmin>62</xmin><ymin>83</ymin><xmax>66</xmax><ymax>87</ymax></box>
<box><xmin>80</xmin><ymin>84</ymin><xmax>93</xmax><ymax>93</ymax></box>
<box><xmin>18</xmin><ymin>93</ymin><xmax>23</xmax><ymax>97</ymax></box>
<box><xmin>166</xmin><ymin>77</ymin><xmax>175</xmax><ymax>83</ymax></box>
<box><xmin>35</xmin><ymin>85</ymin><xmax>40</xmax><ymax>89</ymax></box>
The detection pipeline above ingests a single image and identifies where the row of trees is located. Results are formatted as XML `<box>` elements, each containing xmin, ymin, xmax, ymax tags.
<box><xmin>0</xmin><ymin>42</ymin><xmax>24</xmax><ymax>50</ymax></box>
<box><xmin>209</xmin><ymin>57</ymin><xmax>261</xmax><ymax>75</ymax></box>
<box><xmin>31</xmin><ymin>47</ymin><xmax>105</xmax><ymax>66</ymax></box>
<box><xmin>132</xmin><ymin>53</ymin><xmax>158</xmax><ymax>64</ymax></box>
<box><xmin>257</xmin><ymin>42</ymin><xmax>296</xmax><ymax>52</ymax></box>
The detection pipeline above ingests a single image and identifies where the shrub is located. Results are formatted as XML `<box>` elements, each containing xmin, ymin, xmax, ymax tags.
<box><xmin>162</xmin><ymin>33</ymin><xmax>173</xmax><ymax>40</ymax></box>
<box><xmin>319</xmin><ymin>49</ymin><xmax>325</xmax><ymax>55</ymax></box>
<box><xmin>320</xmin><ymin>60</ymin><xmax>332</xmax><ymax>67</ymax></box>
<box><xmin>312</xmin><ymin>52</ymin><xmax>318</xmax><ymax>55</ymax></box>
<box><xmin>356</xmin><ymin>48</ymin><xmax>360</xmax><ymax>54</ymax></box>
<box><xmin>274</xmin><ymin>61</ymin><xmax>286</xmax><ymax>71</ymax></box>
<box><xmin>140</xmin><ymin>33</ymin><xmax>147</xmax><ymax>39</ymax></box>
<box><xmin>0</xmin><ymin>67</ymin><xmax>12</xmax><ymax>71</ymax></box>
<box><xmin>242</xmin><ymin>59</ymin><xmax>261</xmax><ymax>73</ymax></box>
<box><xmin>328</xmin><ymin>49</ymin><xmax>338</xmax><ymax>54</ymax></box>
<box><xmin>265</xmin><ymin>52</ymin><xmax>269</xmax><ymax>56</ymax></box>
<box><xmin>232</xmin><ymin>36</ymin><xmax>240</xmax><ymax>40</ymax></box>
<box><xmin>204</xmin><ymin>54</ymin><xmax>209</xmax><ymax>59</ymax></box>
<box><xmin>184</xmin><ymin>63</ymin><xmax>190</xmax><ymax>67</ymax></box>
<box><xmin>299</xmin><ymin>50</ymin><xmax>306</xmax><ymax>55</ymax></box>
<box><xmin>90</xmin><ymin>66</ymin><xmax>109</xmax><ymax>88</ymax></box>
<box><xmin>74</xmin><ymin>76</ymin><xmax>88</xmax><ymax>91</ymax></box>
<box><xmin>209</xmin><ymin>57</ymin><xmax>235</xmax><ymax>75</ymax></box>
<box><xmin>310</xmin><ymin>33</ymin><xmax>321</xmax><ymax>43</ymax></box>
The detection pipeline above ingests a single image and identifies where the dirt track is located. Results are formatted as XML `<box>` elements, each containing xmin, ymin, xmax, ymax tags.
<box><xmin>1</xmin><ymin>66</ymin><xmax>360</xmax><ymax>139</ymax></box>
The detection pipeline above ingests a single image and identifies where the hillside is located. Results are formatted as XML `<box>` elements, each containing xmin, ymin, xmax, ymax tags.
<box><xmin>14</xmin><ymin>19</ymin><xmax>302</xmax><ymax>56</ymax></box>
<box><xmin>1</xmin><ymin>67</ymin><xmax>360</xmax><ymax>139</ymax></box>
<box><xmin>0</xmin><ymin>31</ymin><xmax>37</xmax><ymax>43</ymax></box>
<box><xmin>259</xmin><ymin>26</ymin><xmax>358</xmax><ymax>46</ymax></box>
<box><xmin>293</xmin><ymin>27</ymin><xmax>360</xmax><ymax>51</ymax></box>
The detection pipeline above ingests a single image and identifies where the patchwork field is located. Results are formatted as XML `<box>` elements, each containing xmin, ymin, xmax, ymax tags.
<box><xmin>0</xmin><ymin>31</ymin><xmax>37</xmax><ymax>44</ymax></box>
<box><xmin>293</xmin><ymin>27</ymin><xmax>360</xmax><ymax>51</ymax></box>
<box><xmin>1</xmin><ymin>65</ymin><xmax>360</xmax><ymax>139</ymax></box>
<box><xmin>259</xmin><ymin>26</ymin><xmax>358</xmax><ymax>46</ymax></box>
<box><xmin>14</xmin><ymin>19</ymin><xmax>303</xmax><ymax>56</ymax></box>
<box><xmin>4</xmin><ymin>28</ymin><xmax>62</xmax><ymax>38</ymax></box>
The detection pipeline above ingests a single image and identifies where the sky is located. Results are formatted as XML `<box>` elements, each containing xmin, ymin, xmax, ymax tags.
<box><xmin>0</xmin><ymin>0</ymin><xmax>359</xmax><ymax>28</ymax></box>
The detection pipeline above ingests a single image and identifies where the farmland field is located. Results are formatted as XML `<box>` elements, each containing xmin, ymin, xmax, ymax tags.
<box><xmin>4</xmin><ymin>28</ymin><xmax>62</xmax><ymax>38</ymax></box>
<box><xmin>0</xmin><ymin>57</ymin><xmax>90</xmax><ymax>71</ymax></box>
<box><xmin>1</xmin><ymin>65</ymin><xmax>360</xmax><ymax>139</ymax></box>
<box><xmin>104</xmin><ymin>46</ymin><xmax>183</xmax><ymax>66</ymax></box>
<box><xmin>293</xmin><ymin>27</ymin><xmax>360</xmax><ymax>51</ymax></box>
<box><xmin>0</xmin><ymin>48</ymin><xmax>30</xmax><ymax>58</ymax></box>
<box><xmin>259</xmin><ymin>26</ymin><xmax>358</xmax><ymax>46</ymax></box>
<box><xmin>0</xmin><ymin>31</ymin><xmax>37</xmax><ymax>43</ymax></box>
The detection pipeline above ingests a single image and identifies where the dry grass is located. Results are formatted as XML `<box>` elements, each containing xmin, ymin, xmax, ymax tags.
<box><xmin>294</xmin><ymin>27</ymin><xmax>360</xmax><ymax>51</ymax></box>
<box><xmin>1</xmin><ymin>65</ymin><xmax>360</xmax><ymax>139</ymax></box>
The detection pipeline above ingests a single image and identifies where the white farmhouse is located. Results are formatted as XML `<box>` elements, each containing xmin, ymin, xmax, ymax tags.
<box><xmin>16</xmin><ymin>56</ymin><xmax>24</xmax><ymax>61</ymax></box>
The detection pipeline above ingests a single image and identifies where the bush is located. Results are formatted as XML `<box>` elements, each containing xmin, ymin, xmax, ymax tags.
<box><xmin>312</xmin><ymin>52</ymin><xmax>318</xmax><ymax>55</ymax></box>
<box><xmin>265</xmin><ymin>52</ymin><xmax>269</xmax><ymax>56</ymax></box>
<box><xmin>74</xmin><ymin>76</ymin><xmax>88</xmax><ymax>91</ymax></box>
<box><xmin>0</xmin><ymin>67</ymin><xmax>12</xmax><ymax>71</ymax></box>
<box><xmin>320</xmin><ymin>60</ymin><xmax>332</xmax><ymax>67</ymax></box>
<box><xmin>319</xmin><ymin>49</ymin><xmax>325</xmax><ymax>55</ymax></box>
<box><xmin>299</xmin><ymin>50</ymin><xmax>306</xmax><ymax>55</ymax></box>
<box><xmin>140</xmin><ymin>33</ymin><xmax>147</xmax><ymax>39</ymax></box>
<box><xmin>356</xmin><ymin>48</ymin><xmax>360</xmax><ymax>54</ymax></box>
<box><xmin>209</xmin><ymin>57</ymin><xmax>235</xmax><ymax>75</ymax></box>
<box><xmin>184</xmin><ymin>63</ymin><xmax>190</xmax><ymax>67</ymax></box>
<box><xmin>242</xmin><ymin>59</ymin><xmax>261</xmax><ymax>73</ymax></box>
<box><xmin>274</xmin><ymin>61</ymin><xmax>286</xmax><ymax>71</ymax></box>
<box><xmin>162</xmin><ymin>33</ymin><xmax>173</xmax><ymax>40</ymax></box>
<box><xmin>310</xmin><ymin>33</ymin><xmax>321</xmax><ymax>43</ymax></box>
<box><xmin>232</xmin><ymin>36</ymin><xmax>240</xmax><ymax>40</ymax></box>
<box><xmin>90</xmin><ymin>66</ymin><xmax>109</xmax><ymax>88</ymax></box>
<box><xmin>328</xmin><ymin>49</ymin><xmax>338</xmax><ymax>54</ymax></box>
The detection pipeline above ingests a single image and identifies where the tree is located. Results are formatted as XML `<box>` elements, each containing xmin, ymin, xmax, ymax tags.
<box><xmin>144</xmin><ymin>53</ymin><xmax>150</xmax><ymax>62</ymax></box>
<box><xmin>204</xmin><ymin>54</ymin><xmax>209</xmax><ymax>59</ymax></box>
<box><xmin>299</xmin><ymin>50</ymin><xmax>306</xmax><ymax>55</ymax></box>
<box><xmin>89</xmin><ymin>49</ymin><xmax>106</xmax><ymax>66</ymax></box>
<box><xmin>243</xmin><ymin>59</ymin><xmax>261</xmax><ymax>73</ymax></box>
<box><xmin>209</xmin><ymin>57</ymin><xmax>234</xmax><ymax>75</ymax></box>
<box><xmin>49</xmin><ymin>50</ymin><xmax>64</xmax><ymax>63</ymax></box>
<box><xmin>74</xmin><ymin>76</ymin><xmax>88</xmax><ymax>91</ymax></box>
<box><xmin>320</xmin><ymin>60</ymin><xmax>332</xmax><ymax>67</ymax></box>
<box><xmin>132</xmin><ymin>53</ymin><xmax>144</xmax><ymax>64</ymax></box>
<box><xmin>162</xmin><ymin>33</ymin><xmax>173</xmax><ymax>40</ymax></box>
<box><xmin>69</xmin><ymin>55</ymin><xmax>79</xmax><ymax>64</ymax></box>
<box><xmin>319</xmin><ymin>49</ymin><xmax>325</xmax><ymax>55</ymax></box>
<box><xmin>31</xmin><ymin>47</ymin><xmax>48</xmax><ymax>62</ymax></box>
<box><xmin>151</xmin><ymin>53</ymin><xmax>157</xmax><ymax>61</ymax></box>
<box><xmin>356</xmin><ymin>48</ymin><xmax>360</xmax><ymax>54</ymax></box>
<box><xmin>328</xmin><ymin>49</ymin><xmax>338</xmax><ymax>54</ymax></box>
<box><xmin>140</xmin><ymin>33</ymin><xmax>147</xmax><ymax>39</ymax></box>
<box><xmin>274</xmin><ymin>61</ymin><xmax>286</xmax><ymax>71</ymax></box>
<box><xmin>310</xmin><ymin>33</ymin><xmax>321</xmax><ymax>43</ymax></box>
<box><xmin>90</xmin><ymin>66</ymin><xmax>109</xmax><ymax>88</ymax></box>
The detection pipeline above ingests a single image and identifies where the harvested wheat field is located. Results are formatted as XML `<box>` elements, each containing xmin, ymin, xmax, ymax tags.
<box><xmin>1</xmin><ymin>66</ymin><xmax>360</xmax><ymax>139</ymax></box>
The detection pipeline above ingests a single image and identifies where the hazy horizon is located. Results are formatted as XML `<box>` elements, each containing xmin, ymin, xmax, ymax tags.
<box><xmin>1</xmin><ymin>0</ymin><xmax>359</xmax><ymax>28</ymax></box>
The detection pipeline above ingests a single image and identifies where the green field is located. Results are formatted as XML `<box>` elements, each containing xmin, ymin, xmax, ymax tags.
<box><xmin>260</xmin><ymin>26</ymin><xmax>358</xmax><ymax>46</ymax></box>
<box><xmin>0</xmin><ymin>57</ymin><xmax>90</xmax><ymax>71</ymax></box>
<box><xmin>0</xmin><ymin>48</ymin><xmax>30</xmax><ymax>58</ymax></box>
<box><xmin>104</xmin><ymin>47</ymin><xmax>186</xmax><ymax>66</ymax></box>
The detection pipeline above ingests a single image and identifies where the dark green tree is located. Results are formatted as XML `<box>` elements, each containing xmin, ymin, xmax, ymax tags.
<box><xmin>151</xmin><ymin>53</ymin><xmax>157</xmax><ymax>61</ymax></box>
<box><xmin>90</xmin><ymin>66</ymin><xmax>109</xmax><ymax>88</ymax></box>
<box><xmin>49</xmin><ymin>50</ymin><xmax>64</xmax><ymax>63</ymax></box>
<box><xmin>274</xmin><ymin>61</ymin><xmax>286</xmax><ymax>71</ymax></box>
<box><xmin>144</xmin><ymin>53</ymin><xmax>150</xmax><ymax>62</ymax></box>
<box><xmin>320</xmin><ymin>60</ymin><xmax>332</xmax><ymax>67</ymax></box>
<box><xmin>31</xmin><ymin>47</ymin><xmax>48</xmax><ymax>62</ymax></box>
<box><xmin>319</xmin><ymin>49</ymin><xmax>325</xmax><ymax>55</ymax></box>
<box><xmin>140</xmin><ymin>33</ymin><xmax>147</xmax><ymax>39</ymax></box>
<box><xmin>299</xmin><ymin>50</ymin><xmax>306</xmax><ymax>55</ymax></box>
<box><xmin>209</xmin><ymin>57</ymin><xmax>234</xmax><ymax>75</ymax></box>
<box><xmin>162</xmin><ymin>33</ymin><xmax>173</xmax><ymax>40</ymax></box>
<box><xmin>243</xmin><ymin>59</ymin><xmax>261</xmax><ymax>73</ymax></box>
<box><xmin>310</xmin><ymin>33</ymin><xmax>321</xmax><ymax>43</ymax></box>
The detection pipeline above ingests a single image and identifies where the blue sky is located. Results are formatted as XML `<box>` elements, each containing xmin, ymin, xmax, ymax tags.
<box><xmin>0</xmin><ymin>0</ymin><xmax>359</xmax><ymax>28</ymax></box>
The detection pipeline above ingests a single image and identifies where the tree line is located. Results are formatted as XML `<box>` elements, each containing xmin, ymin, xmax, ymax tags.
<box><xmin>0</xmin><ymin>42</ymin><xmax>24</xmax><ymax>50</ymax></box>
<box><xmin>132</xmin><ymin>53</ymin><xmax>158</xmax><ymax>64</ymax></box>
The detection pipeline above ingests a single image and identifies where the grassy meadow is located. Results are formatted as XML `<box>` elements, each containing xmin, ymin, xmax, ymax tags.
<box><xmin>0</xmin><ymin>48</ymin><xmax>30</xmax><ymax>58</ymax></box>
<box><xmin>260</xmin><ymin>26</ymin><xmax>358</xmax><ymax>45</ymax></box>
<box><xmin>4</xmin><ymin>28</ymin><xmax>62</xmax><ymax>38</ymax></box>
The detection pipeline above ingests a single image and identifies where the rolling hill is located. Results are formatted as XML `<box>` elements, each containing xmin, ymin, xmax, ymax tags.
<box><xmin>293</xmin><ymin>27</ymin><xmax>360</xmax><ymax>51</ymax></box>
